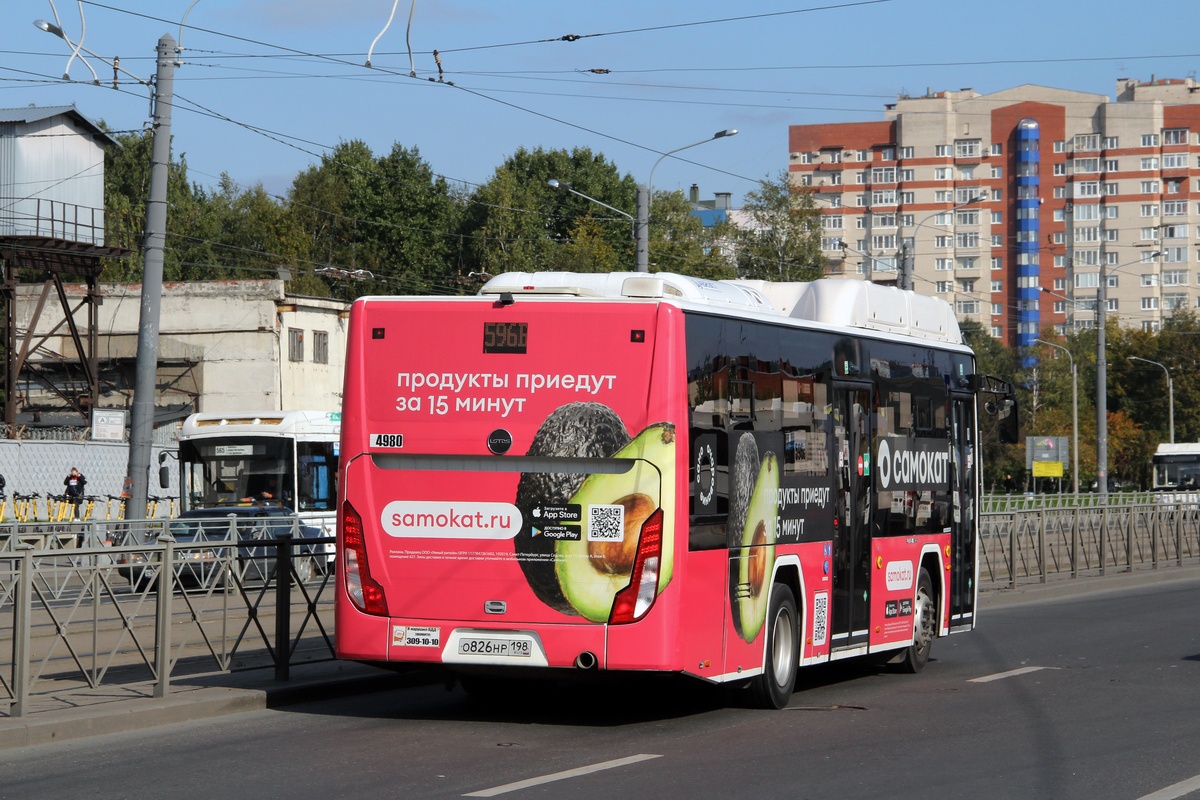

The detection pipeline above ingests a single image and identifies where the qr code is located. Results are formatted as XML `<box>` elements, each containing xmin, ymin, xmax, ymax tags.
<box><xmin>812</xmin><ymin>592</ymin><xmax>829</xmax><ymax>647</ymax></box>
<box><xmin>587</xmin><ymin>504</ymin><xmax>625</xmax><ymax>542</ymax></box>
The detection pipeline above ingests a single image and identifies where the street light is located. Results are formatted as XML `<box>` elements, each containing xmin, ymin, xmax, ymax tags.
<box><xmin>1128</xmin><ymin>355</ymin><xmax>1174</xmax><ymax>444</ymax></box>
<box><xmin>1097</xmin><ymin>249</ymin><xmax>1161</xmax><ymax>498</ymax></box>
<box><xmin>646</xmin><ymin>129</ymin><xmax>738</xmax><ymax>213</ymax></box>
<box><xmin>547</xmin><ymin>178</ymin><xmax>639</xmax><ymax>265</ymax></box>
<box><xmin>899</xmin><ymin>193</ymin><xmax>986</xmax><ymax>291</ymax></box>
<box><xmin>1033</xmin><ymin>338</ymin><xmax>1079</xmax><ymax>497</ymax></box>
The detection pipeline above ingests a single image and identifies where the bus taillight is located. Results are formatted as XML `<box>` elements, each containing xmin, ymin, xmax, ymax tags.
<box><xmin>342</xmin><ymin>500</ymin><xmax>387</xmax><ymax>615</ymax></box>
<box><xmin>609</xmin><ymin>508</ymin><xmax>664</xmax><ymax>625</ymax></box>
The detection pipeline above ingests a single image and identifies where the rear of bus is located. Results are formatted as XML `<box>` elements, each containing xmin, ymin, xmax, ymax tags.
<box><xmin>336</xmin><ymin>292</ymin><xmax>687</xmax><ymax>676</ymax></box>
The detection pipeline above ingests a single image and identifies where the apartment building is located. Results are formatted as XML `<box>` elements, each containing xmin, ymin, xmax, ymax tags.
<box><xmin>789</xmin><ymin>77</ymin><xmax>1200</xmax><ymax>347</ymax></box>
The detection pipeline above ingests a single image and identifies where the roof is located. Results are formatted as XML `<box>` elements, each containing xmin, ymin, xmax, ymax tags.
<box><xmin>0</xmin><ymin>104</ymin><xmax>117</xmax><ymax>145</ymax></box>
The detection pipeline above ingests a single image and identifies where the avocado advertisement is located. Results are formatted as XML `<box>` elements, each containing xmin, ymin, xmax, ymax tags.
<box><xmin>514</xmin><ymin>401</ymin><xmax>676</xmax><ymax>622</ymax></box>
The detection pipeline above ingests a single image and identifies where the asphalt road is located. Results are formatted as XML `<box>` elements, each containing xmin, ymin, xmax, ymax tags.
<box><xmin>3</xmin><ymin>577</ymin><xmax>1200</xmax><ymax>800</ymax></box>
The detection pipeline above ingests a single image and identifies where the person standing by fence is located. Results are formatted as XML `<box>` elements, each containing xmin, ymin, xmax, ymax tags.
<box><xmin>63</xmin><ymin>467</ymin><xmax>87</xmax><ymax>520</ymax></box>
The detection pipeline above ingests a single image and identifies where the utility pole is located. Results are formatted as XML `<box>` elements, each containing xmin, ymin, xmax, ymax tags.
<box><xmin>126</xmin><ymin>34</ymin><xmax>175</xmax><ymax>526</ymax></box>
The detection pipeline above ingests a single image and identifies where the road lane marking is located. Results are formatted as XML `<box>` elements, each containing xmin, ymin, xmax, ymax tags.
<box><xmin>968</xmin><ymin>666</ymin><xmax>1058</xmax><ymax>683</ymax></box>
<box><xmin>463</xmin><ymin>754</ymin><xmax>662</xmax><ymax>797</ymax></box>
<box><xmin>1138</xmin><ymin>774</ymin><xmax>1200</xmax><ymax>800</ymax></box>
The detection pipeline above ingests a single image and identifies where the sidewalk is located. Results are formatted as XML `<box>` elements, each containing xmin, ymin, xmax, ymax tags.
<box><xmin>4</xmin><ymin>565</ymin><xmax>1199</xmax><ymax>751</ymax></box>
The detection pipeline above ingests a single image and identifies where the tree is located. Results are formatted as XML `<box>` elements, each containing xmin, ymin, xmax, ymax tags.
<box><xmin>733</xmin><ymin>170</ymin><xmax>825</xmax><ymax>281</ymax></box>
<box><xmin>645</xmin><ymin>190</ymin><xmax>735</xmax><ymax>279</ymax></box>
<box><xmin>462</xmin><ymin>147</ymin><xmax>637</xmax><ymax>277</ymax></box>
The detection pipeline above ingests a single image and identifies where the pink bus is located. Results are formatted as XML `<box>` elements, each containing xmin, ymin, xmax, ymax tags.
<box><xmin>335</xmin><ymin>272</ymin><xmax>1017</xmax><ymax>708</ymax></box>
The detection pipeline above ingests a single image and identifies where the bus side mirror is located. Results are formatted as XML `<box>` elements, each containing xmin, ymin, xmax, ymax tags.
<box><xmin>159</xmin><ymin>464</ymin><xmax>170</xmax><ymax>489</ymax></box>
<box><xmin>985</xmin><ymin>398</ymin><xmax>1020</xmax><ymax>445</ymax></box>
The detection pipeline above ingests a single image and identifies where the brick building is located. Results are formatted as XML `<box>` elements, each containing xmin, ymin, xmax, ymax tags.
<box><xmin>789</xmin><ymin>77</ymin><xmax>1200</xmax><ymax>348</ymax></box>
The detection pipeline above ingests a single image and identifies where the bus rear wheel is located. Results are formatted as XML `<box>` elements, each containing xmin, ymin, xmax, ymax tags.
<box><xmin>895</xmin><ymin>568</ymin><xmax>935</xmax><ymax>674</ymax></box>
<box><xmin>748</xmin><ymin>583</ymin><xmax>798</xmax><ymax>709</ymax></box>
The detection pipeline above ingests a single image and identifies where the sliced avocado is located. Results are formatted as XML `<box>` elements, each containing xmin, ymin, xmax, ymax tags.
<box><xmin>514</xmin><ymin>403</ymin><xmax>629</xmax><ymax>614</ymax></box>
<box><xmin>731</xmin><ymin>452</ymin><xmax>779</xmax><ymax>643</ymax></box>
<box><xmin>728</xmin><ymin>433</ymin><xmax>759</xmax><ymax>548</ymax></box>
<box><xmin>554</xmin><ymin>423</ymin><xmax>676</xmax><ymax>622</ymax></box>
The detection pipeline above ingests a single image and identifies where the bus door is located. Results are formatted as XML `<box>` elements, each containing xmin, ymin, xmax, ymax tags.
<box><xmin>831</xmin><ymin>384</ymin><xmax>872</xmax><ymax>650</ymax></box>
<box><xmin>949</xmin><ymin>393</ymin><xmax>978</xmax><ymax>628</ymax></box>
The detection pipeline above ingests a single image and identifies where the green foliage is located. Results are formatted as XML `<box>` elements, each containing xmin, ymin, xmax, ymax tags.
<box><xmin>734</xmin><ymin>170</ymin><xmax>825</xmax><ymax>281</ymax></box>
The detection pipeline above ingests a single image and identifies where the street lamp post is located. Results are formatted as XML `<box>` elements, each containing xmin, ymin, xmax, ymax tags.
<box><xmin>1128</xmin><ymin>355</ymin><xmax>1174</xmax><ymax>444</ymax></box>
<box><xmin>1034</xmin><ymin>338</ymin><xmax>1079</xmax><ymax>497</ymax></box>
<box><xmin>547</xmin><ymin>179</ymin><xmax>640</xmax><ymax>267</ymax></box>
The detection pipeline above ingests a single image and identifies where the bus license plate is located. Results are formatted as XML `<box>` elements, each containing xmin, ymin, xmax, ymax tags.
<box><xmin>457</xmin><ymin>636</ymin><xmax>532</xmax><ymax>658</ymax></box>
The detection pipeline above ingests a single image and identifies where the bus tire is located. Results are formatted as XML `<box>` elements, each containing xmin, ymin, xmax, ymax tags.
<box><xmin>748</xmin><ymin>583</ymin><xmax>798</xmax><ymax>709</ymax></box>
<box><xmin>895</xmin><ymin>568</ymin><xmax>935</xmax><ymax>674</ymax></box>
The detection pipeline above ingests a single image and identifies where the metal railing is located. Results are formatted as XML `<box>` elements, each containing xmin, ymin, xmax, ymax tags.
<box><xmin>980</xmin><ymin>497</ymin><xmax>1200</xmax><ymax>588</ymax></box>
<box><xmin>0</xmin><ymin>516</ymin><xmax>335</xmax><ymax>717</ymax></box>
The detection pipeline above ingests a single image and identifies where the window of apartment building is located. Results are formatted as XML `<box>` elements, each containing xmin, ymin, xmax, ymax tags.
<box><xmin>1163</xmin><ymin>128</ymin><xmax>1188</xmax><ymax>145</ymax></box>
<box><xmin>956</xmin><ymin>187</ymin><xmax>981</xmax><ymax>204</ymax></box>
<box><xmin>935</xmin><ymin>190</ymin><xmax>953</xmax><ymax>203</ymax></box>
<box><xmin>1143</xmin><ymin>321</ymin><xmax>1161</xmax><ymax>332</ymax></box>
<box><xmin>855</xmin><ymin>194</ymin><xmax>867</xmax><ymax>207</ymax></box>
<box><xmin>935</xmin><ymin>144</ymin><xmax>951</xmax><ymax>157</ymax></box>
<box><xmin>872</xmin><ymin>213</ymin><xmax>896</xmax><ymax>228</ymax></box>
<box><xmin>1053</xmin><ymin>163</ymin><xmax>1066</xmax><ymax>176</ymax></box>
<box><xmin>994</xmin><ymin>325</ymin><xmax>1008</xmax><ymax>337</ymax></box>
<box><xmin>1164</xmin><ymin>246</ymin><xmax>1188</xmax><ymax>263</ymax></box>
<box><xmin>900</xmin><ymin>168</ymin><xmax>915</xmax><ymax>181</ymax></box>
<box><xmin>799</xmin><ymin>175</ymin><xmax>814</xmax><ymax>187</ymax></box>
<box><xmin>856</xmin><ymin>217</ymin><xmax>866</xmax><ymax>229</ymax></box>
<box><xmin>288</xmin><ymin>328</ymin><xmax>304</xmax><ymax>362</ymax></box>
<box><xmin>1141</xmin><ymin>180</ymin><xmax>1160</xmax><ymax>194</ymax></box>
<box><xmin>1053</xmin><ymin>301</ymin><xmax>1066</xmax><ymax>313</ymax></box>
<box><xmin>1162</xmin><ymin>224</ymin><xmax>1187</xmax><ymax>239</ymax></box>
<box><xmin>1163</xmin><ymin>269</ymin><xmax>1189</xmax><ymax>286</ymax></box>
<box><xmin>935</xmin><ymin>281</ymin><xmax>953</xmax><ymax>293</ymax></box>
<box><xmin>1105</xmin><ymin>159</ymin><xmax>1119</xmax><ymax>172</ymax></box>
<box><xmin>823</xmin><ymin>194</ymin><xmax>843</xmax><ymax>208</ymax></box>
<box><xmin>1074</xmin><ymin>134</ymin><xmax>1100</xmax><ymax>151</ymax></box>
<box><xmin>991</xmin><ymin>302</ymin><xmax>1003</xmax><ymax>315</ymax></box>
<box><xmin>1054</xmin><ymin>140</ymin><xmax>1066</xmax><ymax>153</ymax></box>
<box><xmin>1104</xmin><ymin>229</ymin><xmax>1119</xmax><ymax>242</ymax></box>
<box><xmin>855</xmin><ymin>172</ymin><xmax>867</xmax><ymax>184</ymax></box>
<box><xmin>1054</xmin><ymin>209</ymin><xmax>1065</xmax><ymax>222</ymax></box>
<box><xmin>899</xmin><ymin>214</ymin><xmax>914</xmax><ymax>226</ymax></box>
<box><xmin>798</xmin><ymin>153</ymin><xmax>813</xmax><ymax>164</ymax></box>
<box><xmin>936</xmin><ymin>258</ymin><xmax>953</xmax><ymax>271</ymax></box>
<box><xmin>1074</xmin><ymin>226</ymin><xmax>1100</xmax><ymax>243</ymax></box>
<box><xmin>1142</xmin><ymin>134</ymin><xmax>1160</xmax><ymax>147</ymax></box>
<box><xmin>1142</xmin><ymin>203</ymin><xmax>1160</xmax><ymax>217</ymax></box>
<box><xmin>957</xmin><ymin>256</ymin><xmax>979</xmax><ymax>270</ymax></box>
<box><xmin>991</xmin><ymin>279</ymin><xmax>1003</xmax><ymax>292</ymax></box>
<box><xmin>992</xmin><ymin>211</ymin><xmax>1003</xmax><ymax>224</ymax></box>
<box><xmin>1141</xmin><ymin>273</ymin><xmax>1159</xmax><ymax>287</ymax></box>
<box><xmin>872</xmin><ymin>189</ymin><xmax>896</xmax><ymax>205</ymax></box>
<box><xmin>1164</xmin><ymin>200</ymin><xmax>1186</xmax><ymax>216</ymax></box>
<box><xmin>1167</xmin><ymin>179</ymin><xmax>1183</xmax><ymax>194</ymax></box>
<box><xmin>960</xmin><ymin>167</ymin><xmax>975</xmax><ymax>180</ymax></box>
<box><xmin>1052</xmin><ymin>231</ymin><xmax>1065</xmax><ymax>244</ymax></box>
<box><xmin>1075</xmin><ymin>157</ymin><xmax>1100</xmax><ymax>173</ymax></box>
<box><xmin>1104</xmin><ymin>136</ymin><xmax>1119</xmax><ymax>149</ymax></box>
<box><xmin>991</xmin><ymin>166</ymin><xmax>1003</xmax><ymax>179</ymax></box>
<box><xmin>857</xmin><ymin>150</ymin><xmax>870</xmax><ymax>161</ymax></box>
<box><xmin>1142</xmin><ymin>297</ymin><xmax>1159</xmax><ymax>310</ymax></box>
<box><xmin>872</xmin><ymin>234</ymin><xmax>897</xmax><ymax>250</ymax></box>
<box><xmin>1076</xmin><ymin>181</ymin><xmax>1100</xmax><ymax>197</ymax></box>
<box><xmin>1075</xmin><ymin>204</ymin><xmax>1101</xmax><ymax>220</ymax></box>
<box><xmin>1053</xmin><ymin>186</ymin><xmax>1066</xmax><ymax>198</ymax></box>
<box><xmin>992</xmin><ymin>257</ymin><xmax>1004</xmax><ymax>271</ymax></box>
<box><xmin>822</xmin><ymin>215</ymin><xmax>844</xmax><ymax>230</ymax></box>
<box><xmin>899</xmin><ymin>146</ymin><xmax>914</xmax><ymax>159</ymax></box>
<box><xmin>1164</xmin><ymin>153</ymin><xmax>1188</xmax><ymax>169</ymax></box>
<box><xmin>988</xmin><ymin>234</ymin><xmax>1001</xmax><ymax>246</ymax></box>
<box><xmin>1018</xmin><ymin>161</ymin><xmax>1037</xmax><ymax>178</ymax></box>
<box><xmin>879</xmin><ymin>147</ymin><xmax>895</xmax><ymax>161</ymax></box>
<box><xmin>934</xmin><ymin>167</ymin><xmax>951</xmax><ymax>180</ymax></box>
<box><xmin>1164</xmin><ymin>293</ymin><xmax>1188</xmax><ymax>310</ymax></box>
<box><xmin>821</xmin><ymin>237</ymin><xmax>843</xmax><ymax>251</ymax></box>
<box><xmin>1054</xmin><ymin>278</ymin><xmax>1067</xmax><ymax>291</ymax></box>
<box><xmin>1105</xmin><ymin>205</ymin><xmax>1118</xmax><ymax>219</ymax></box>
<box><xmin>991</xmin><ymin>143</ymin><xmax>1003</xmax><ymax>156</ymax></box>
<box><xmin>955</xmin><ymin>232</ymin><xmax>980</xmax><ymax>248</ymax></box>
<box><xmin>959</xmin><ymin>279</ymin><xmax>977</xmax><ymax>293</ymax></box>
<box><xmin>935</xmin><ymin>236</ymin><xmax>952</xmax><ymax>249</ymax></box>
<box><xmin>871</xmin><ymin>167</ymin><xmax>896</xmax><ymax>183</ymax></box>
<box><xmin>1141</xmin><ymin>157</ymin><xmax>1159</xmax><ymax>171</ymax></box>
<box><xmin>313</xmin><ymin>330</ymin><xmax>329</xmax><ymax>364</ymax></box>
<box><xmin>1054</xmin><ymin>254</ymin><xmax>1067</xmax><ymax>268</ymax></box>
<box><xmin>1104</xmin><ymin>183</ymin><xmax>1118</xmax><ymax>196</ymax></box>
<box><xmin>1141</xmin><ymin>227</ymin><xmax>1162</xmax><ymax>241</ymax></box>
<box><xmin>954</xmin><ymin>139</ymin><xmax>980</xmax><ymax>158</ymax></box>
<box><xmin>1075</xmin><ymin>272</ymin><xmax>1099</xmax><ymax>288</ymax></box>
<box><xmin>956</xmin><ymin>300</ymin><xmax>980</xmax><ymax>315</ymax></box>
<box><xmin>899</xmin><ymin>191</ymin><xmax>915</xmax><ymax>204</ymax></box>
<box><xmin>1074</xmin><ymin>249</ymin><xmax>1100</xmax><ymax>266</ymax></box>
<box><xmin>828</xmin><ymin>172</ymin><xmax>843</xmax><ymax>185</ymax></box>
<box><xmin>956</xmin><ymin>210</ymin><xmax>979</xmax><ymax>226</ymax></box>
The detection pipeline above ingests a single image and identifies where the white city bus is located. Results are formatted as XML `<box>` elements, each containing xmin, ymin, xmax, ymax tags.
<box><xmin>1151</xmin><ymin>443</ymin><xmax>1200</xmax><ymax>503</ymax></box>
<box><xmin>174</xmin><ymin>410</ymin><xmax>340</xmax><ymax>565</ymax></box>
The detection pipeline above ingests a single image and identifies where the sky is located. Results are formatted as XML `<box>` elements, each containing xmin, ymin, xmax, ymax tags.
<box><xmin>2</xmin><ymin>0</ymin><xmax>1198</xmax><ymax>207</ymax></box>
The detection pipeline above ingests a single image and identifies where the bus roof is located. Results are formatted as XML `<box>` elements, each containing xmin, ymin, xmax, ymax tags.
<box><xmin>1154</xmin><ymin>443</ymin><xmax>1200</xmax><ymax>457</ymax></box>
<box><xmin>180</xmin><ymin>410</ymin><xmax>340</xmax><ymax>440</ymax></box>
<box><xmin>475</xmin><ymin>272</ymin><xmax>963</xmax><ymax>346</ymax></box>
